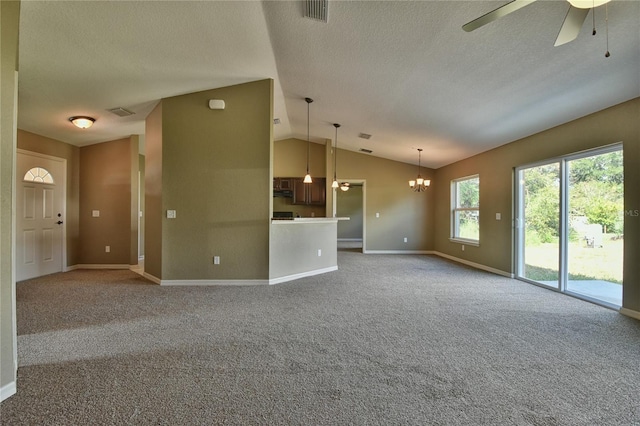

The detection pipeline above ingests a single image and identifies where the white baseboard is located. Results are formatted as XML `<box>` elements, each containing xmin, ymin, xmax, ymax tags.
<box><xmin>143</xmin><ymin>272</ymin><xmax>161</xmax><ymax>284</ymax></box>
<box><xmin>432</xmin><ymin>251</ymin><xmax>514</xmax><ymax>278</ymax></box>
<box><xmin>269</xmin><ymin>266</ymin><xmax>338</xmax><ymax>285</ymax></box>
<box><xmin>161</xmin><ymin>279</ymin><xmax>269</xmax><ymax>286</ymax></box>
<box><xmin>67</xmin><ymin>264</ymin><xmax>131</xmax><ymax>270</ymax></box>
<box><xmin>1</xmin><ymin>381</ymin><xmax>16</xmax><ymax>402</ymax></box>
<box><xmin>143</xmin><ymin>267</ymin><xmax>339</xmax><ymax>286</ymax></box>
<box><xmin>620</xmin><ymin>308</ymin><xmax>640</xmax><ymax>321</ymax></box>
<box><xmin>363</xmin><ymin>250</ymin><xmax>435</xmax><ymax>255</ymax></box>
<box><xmin>338</xmin><ymin>238</ymin><xmax>363</xmax><ymax>242</ymax></box>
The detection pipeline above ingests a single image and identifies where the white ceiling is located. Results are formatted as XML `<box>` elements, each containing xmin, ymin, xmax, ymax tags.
<box><xmin>17</xmin><ymin>1</ymin><xmax>640</xmax><ymax>169</ymax></box>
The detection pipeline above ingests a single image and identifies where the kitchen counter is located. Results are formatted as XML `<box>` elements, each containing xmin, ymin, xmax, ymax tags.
<box><xmin>271</xmin><ymin>217</ymin><xmax>350</xmax><ymax>224</ymax></box>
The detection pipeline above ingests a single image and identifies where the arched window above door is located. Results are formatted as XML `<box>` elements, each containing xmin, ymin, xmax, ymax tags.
<box><xmin>23</xmin><ymin>167</ymin><xmax>54</xmax><ymax>184</ymax></box>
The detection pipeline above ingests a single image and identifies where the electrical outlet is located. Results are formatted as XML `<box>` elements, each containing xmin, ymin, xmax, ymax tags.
<box><xmin>317</xmin><ymin>249</ymin><xmax>322</xmax><ymax>257</ymax></box>
<box><xmin>462</xmin><ymin>245</ymin><xmax>465</xmax><ymax>251</ymax></box>
<box><xmin>403</xmin><ymin>237</ymin><xmax>407</xmax><ymax>243</ymax></box>
<box><xmin>213</xmin><ymin>256</ymin><xmax>220</xmax><ymax>265</ymax></box>
<box><xmin>105</xmin><ymin>246</ymin><xmax>110</xmax><ymax>253</ymax></box>
<box><xmin>376</xmin><ymin>212</ymin><xmax>380</xmax><ymax>218</ymax></box>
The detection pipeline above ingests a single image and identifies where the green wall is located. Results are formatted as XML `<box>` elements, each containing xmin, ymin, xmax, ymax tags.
<box><xmin>148</xmin><ymin>79</ymin><xmax>273</xmax><ymax>280</ymax></box>
<box><xmin>434</xmin><ymin>98</ymin><xmax>640</xmax><ymax>312</ymax></box>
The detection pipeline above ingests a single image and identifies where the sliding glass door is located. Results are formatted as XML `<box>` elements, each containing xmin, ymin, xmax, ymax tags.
<box><xmin>517</xmin><ymin>162</ymin><xmax>561</xmax><ymax>289</ymax></box>
<box><xmin>516</xmin><ymin>145</ymin><xmax>623</xmax><ymax>308</ymax></box>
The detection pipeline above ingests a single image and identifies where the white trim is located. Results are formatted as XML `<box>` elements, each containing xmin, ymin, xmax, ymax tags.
<box><xmin>449</xmin><ymin>238</ymin><xmax>480</xmax><ymax>247</ymax></box>
<box><xmin>269</xmin><ymin>266</ymin><xmax>338</xmax><ymax>285</ymax></box>
<box><xmin>69</xmin><ymin>264</ymin><xmax>131</xmax><ymax>270</ymax></box>
<box><xmin>162</xmin><ymin>279</ymin><xmax>269</xmax><ymax>286</ymax></box>
<box><xmin>143</xmin><ymin>272</ymin><xmax>161</xmax><ymax>284</ymax></box>
<box><xmin>363</xmin><ymin>250</ymin><xmax>435</xmax><ymax>255</ymax></box>
<box><xmin>1</xmin><ymin>381</ymin><xmax>17</xmax><ymax>402</ymax></box>
<box><xmin>433</xmin><ymin>251</ymin><xmax>514</xmax><ymax>278</ymax></box>
<box><xmin>338</xmin><ymin>238</ymin><xmax>363</xmax><ymax>242</ymax></box>
<box><xmin>620</xmin><ymin>308</ymin><xmax>640</xmax><ymax>321</ymax></box>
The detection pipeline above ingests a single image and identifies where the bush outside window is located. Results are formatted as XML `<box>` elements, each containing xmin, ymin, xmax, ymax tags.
<box><xmin>451</xmin><ymin>175</ymin><xmax>479</xmax><ymax>243</ymax></box>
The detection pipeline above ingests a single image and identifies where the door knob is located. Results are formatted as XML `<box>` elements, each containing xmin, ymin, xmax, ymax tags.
<box><xmin>56</xmin><ymin>221</ymin><xmax>63</xmax><ymax>225</ymax></box>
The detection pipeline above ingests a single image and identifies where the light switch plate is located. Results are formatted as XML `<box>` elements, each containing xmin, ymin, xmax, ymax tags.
<box><xmin>167</xmin><ymin>210</ymin><xmax>176</xmax><ymax>219</ymax></box>
<box><xmin>92</xmin><ymin>210</ymin><xmax>100</xmax><ymax>217</ymax></box>
<box><xmin>496</xmin><ymin>213</ymin><xmax>502</xmax><ymax>220</ymax></box>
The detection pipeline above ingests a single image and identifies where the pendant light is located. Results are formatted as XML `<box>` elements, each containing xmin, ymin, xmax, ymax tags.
<box><xmin>332</xmin><ymin>123</ymin><xmax>349</xmax><ymax>192</ymax></box>
<box><xmin>303</xmin><ymin>97</ymin><xmax>313</xmax><ymax>184</ymax></box>
<box><xmin>332</xmin><ymin>123</ymin><xmax>340</xmax><ymax>189</ymax></box>
<box><xmin>409</xmin><ymin>148</ymin><xmax>430</xmax><ymax>192</ymax></box>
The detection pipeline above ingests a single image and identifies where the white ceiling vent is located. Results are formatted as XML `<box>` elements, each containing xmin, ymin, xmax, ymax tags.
<box><xmin>107</xmin><ymin>107</ymin><xmax>135</xmax><ymax>117</ymax></box>
<box><xmin>358</xmin><ymin>133</ymin><xmax>372</xmax><ymax>140</ymax></box>
<box><xmin>360</xmin><ymin>148</ymin><xmax>373</xmax><ymax>154</ymax></box>
<box><xmin>303</xmin><ymin>0</ymin><xmax>328</xmax><ymax>23</ymax></box>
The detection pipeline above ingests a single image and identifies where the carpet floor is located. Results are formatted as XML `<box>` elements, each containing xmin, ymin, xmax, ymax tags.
<box><xmin>1</xmin><ymin>251</ymin><xmax>639</xmax><ymax>425</ymax></box>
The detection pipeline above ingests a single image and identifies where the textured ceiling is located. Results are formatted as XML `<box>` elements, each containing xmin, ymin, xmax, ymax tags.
<box><xmin>17</xmin><ymin>1</ymin><xmax>640</xmax><ymax>168</ymax></box>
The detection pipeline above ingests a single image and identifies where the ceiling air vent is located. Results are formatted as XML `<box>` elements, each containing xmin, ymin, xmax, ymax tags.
<box><xmin>359</xmin><ymin>148</ymin><xmax>373</xmax><ymax>154</ymax></box>
<box><xmin>303</xmin><ymin>0</ymin><xmax>328</xmax><ymax>23</ymax></box>
<box><xmin>107</xmin><ymin>107</ymin><xmax>135</xmax><ymax>117</ymax></box>
<box><xmin>358</xmin><ymin>133</ymin><xmax>372</xmax><ymax>140</ymax></box>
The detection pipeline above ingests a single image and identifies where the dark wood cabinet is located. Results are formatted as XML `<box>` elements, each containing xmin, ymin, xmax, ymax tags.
<box><xmin>293</xmin><ymin>178</ymin><xmax>326</xmax><ymax>205</ymax></box>
<box><xmin>273</xmin><ymin>178</ymin><xmax>292</xmax><ymax>191</ymax></box>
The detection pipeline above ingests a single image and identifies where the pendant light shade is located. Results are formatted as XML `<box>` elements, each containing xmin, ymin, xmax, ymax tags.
<box><xmin>332</xmin><ymin>123</ymin><xmax>340</xmax><ymax>189</ymax></box>
<box><xmin>409</xmin><ymin>148</ymin><xmax>430</xmax><ymax>192</ymax></box>
<box><xmin>304</xmin><ymin>98</ymin><xmax>313</xmax><ymax>184</ymax></box>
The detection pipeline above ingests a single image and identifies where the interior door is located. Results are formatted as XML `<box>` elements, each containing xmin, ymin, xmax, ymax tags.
<box><xmin>16</xmin><ymin>151</ymin><xmax>65</xmax><ymax>281</ymax></box>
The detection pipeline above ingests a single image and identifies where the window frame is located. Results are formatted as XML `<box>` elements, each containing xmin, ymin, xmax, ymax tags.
<box><xmin>450</xmin><ymin>174</ymin><xmax>480</xmax><ymax>246</ymax></box>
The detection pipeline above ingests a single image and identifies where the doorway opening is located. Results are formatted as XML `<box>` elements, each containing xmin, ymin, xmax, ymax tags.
<box><xmin>334</xmin><ymin>180</ymin><xmax>365</xmax><ymax>252</ymax></box>
<box><xmin>515</xmin><ymin>144</ymin><xmax>624</xmax><ymax>308</ymax></box>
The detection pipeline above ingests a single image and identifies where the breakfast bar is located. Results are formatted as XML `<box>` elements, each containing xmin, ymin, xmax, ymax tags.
<box><xmin>269</xmin><ymin>217</ymin><xmax>348</xmax><ymax>284</ymax></box>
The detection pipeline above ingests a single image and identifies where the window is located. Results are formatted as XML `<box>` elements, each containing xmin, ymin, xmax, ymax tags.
<box><xmin>23</xmin><ymin>167</ymin><xmax>54</xmax><ymax>184</ymax></box>
<box><xmin>451</xmin><ymin>175</ymin><xmax>479</xmax><ymax>244</ymax></box>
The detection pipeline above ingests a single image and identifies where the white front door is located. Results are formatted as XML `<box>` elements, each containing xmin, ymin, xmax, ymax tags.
<box><xmin>16</xmin><ymin>151</ymin><xmax>66</xmax><ymax>281</ymax></box>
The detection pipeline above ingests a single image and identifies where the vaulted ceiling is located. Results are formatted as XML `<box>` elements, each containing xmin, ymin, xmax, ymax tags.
<box><xmin>17</xmin><ymin>1</ymin><xmax>640</xmax><ymax>168</ymax></box>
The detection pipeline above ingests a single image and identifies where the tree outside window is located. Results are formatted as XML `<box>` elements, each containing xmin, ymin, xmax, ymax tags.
<box><xmin>451</xmin><ymin>175</ymin><xmax>480</xmax><ymax>243</ymax></box>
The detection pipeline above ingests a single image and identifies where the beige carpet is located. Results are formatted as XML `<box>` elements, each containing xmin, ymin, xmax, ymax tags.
<box><xmin>2</xmin><ymin>252</ymin><xmax>639</xmax><ymax>425</ymax></box>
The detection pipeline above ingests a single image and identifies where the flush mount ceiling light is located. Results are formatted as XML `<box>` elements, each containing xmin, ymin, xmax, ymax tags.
<box><xmin>409</xmin><ymin>148</ymin><xmax>430</xmax><ymax>192</ymax></box>
<box><xmin>68</xmin><ymin>116</ymin><xmax>95</xmax><ymax>129</ymax></box>
<box><xmin>303</xmin><ymin>98</ymin><xmax>313</xmax><ymax>184</ymax></box>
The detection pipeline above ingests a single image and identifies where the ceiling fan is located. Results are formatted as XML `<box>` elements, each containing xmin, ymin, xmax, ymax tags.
<box><xmin>462</xmin><ymin>0</ymin><xmax>612</xmax><ymax>47</ymax></box>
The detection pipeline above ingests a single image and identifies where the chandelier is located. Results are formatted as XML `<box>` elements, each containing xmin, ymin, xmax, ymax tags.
<box><xmin>409</xmin><ymin>148</ymin><xmax>430</xmax><ymax>192</ymax></box>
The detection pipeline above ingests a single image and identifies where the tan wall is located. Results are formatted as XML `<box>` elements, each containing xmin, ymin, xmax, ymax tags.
<box><xmin>157</xmin><ymin>79</ymin><xmax>273</xmax><ymax>280</ymax></box>
<box><xmin>275</xmin><ymin>137</ymin><xmax>435</xmax><ymax>251</ymax></box>
<box><xmin>79</xmin><ymin>138</ymin><xmax>135</xmax><ymax>265</ymax></box>
<box><xmin>1</xmin><ymin>0</ymin><xmax>21</xmax><ymax>397</ymax></box>
<box><xmin>17</xmin><ymin>130</ymin><xmax>80</xmax><ymax>266</ymax></box>
<box><xmin>274</xmin><ymin>137</ymin><xmax>326</xmax><ymax>178</ymax></box>
<box><xmin>145</xmin><ymin>102</ymin><xmax>163</xmax><ymax>279</ymax></box>
<box><xmin>434</xmin><ymin>98</ymin><xmax>640</xmax><ymax>312</ymax></box>
<box><xmin>332</xmin><ymin>149</ymin><xmax>434</xmax><ymax>252</ymax></box>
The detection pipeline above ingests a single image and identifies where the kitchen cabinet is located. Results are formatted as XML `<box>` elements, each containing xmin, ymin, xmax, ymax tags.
<box><xmin>273</xmin><ymin>178</ymin><xmax>292</xmax><ymax>190</ymax></box>
<box><xmin>293</xmin><ymin>178</ymin><xmax>326</xmax><ymax>205</ymax></box>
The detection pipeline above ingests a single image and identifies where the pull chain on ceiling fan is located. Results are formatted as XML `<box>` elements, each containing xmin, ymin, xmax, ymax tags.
<box><xmin>462</xmin><ymin>0</ymin><xmax>613</xmax><ymax>55</ymax></box>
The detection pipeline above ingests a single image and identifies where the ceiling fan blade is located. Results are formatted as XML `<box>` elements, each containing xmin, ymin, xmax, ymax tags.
<box><xmin>462</xmin><ymin>0</ymin><xmax>538</xmax><ymax>32</ymax></box>
<box><xmin>554</xmin><ymin>5</ymin><xmax>589</xmax><ymax>46</ymax></box>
